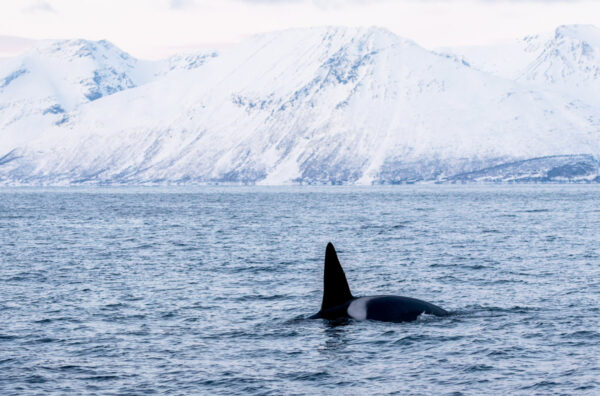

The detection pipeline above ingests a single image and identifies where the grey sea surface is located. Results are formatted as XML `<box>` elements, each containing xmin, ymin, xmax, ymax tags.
<box><xmin>1</xmin><ymin>185</ymin><xmax>599</xmax><ymax>395</ymax></box>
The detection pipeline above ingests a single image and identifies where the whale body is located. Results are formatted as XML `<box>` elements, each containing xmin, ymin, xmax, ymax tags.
<box><xmin>311</xmin><ymin>243</ymin><xmax>448</xmax><ymax>322</ymax></box>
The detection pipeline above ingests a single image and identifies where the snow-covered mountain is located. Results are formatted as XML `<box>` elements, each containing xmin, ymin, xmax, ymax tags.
<box><xmin>0</xmin><ymin>39</ymin><xmax>217</xmax><ymax>150</ymax></box>
<box><xmin>0</xmin><ymin>39</ymin><xmax>145</xmax><ymax>148</ymax></box>
<box><xmin>0</xmin><ymin>26</ymin><xmax>599</xmax><ymax>185</ymax></box>
<box><xmin>442</xmin><ymin>25</ymin><xmax>600</xmax><ymax>94</ymax></box>
<box><xmin>520</xmin><ymin>25</ymin><xmax>600</xmax><ymax>100</ymax></box>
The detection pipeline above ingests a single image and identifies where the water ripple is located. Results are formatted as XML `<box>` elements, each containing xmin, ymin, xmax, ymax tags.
<box><xmin>1</xmin><ymin>185</ymin><xmax>599</xmax><ymax>395</ymax></box>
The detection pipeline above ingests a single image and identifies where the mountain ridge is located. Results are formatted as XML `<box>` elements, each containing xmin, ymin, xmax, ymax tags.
<box><xmin>0</xmin><ymin>26</ymin><xmax>599</xmax><ymax>185</ymax></box>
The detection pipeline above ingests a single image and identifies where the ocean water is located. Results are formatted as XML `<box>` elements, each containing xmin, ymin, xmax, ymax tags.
<box><xmin>1</xmin><ymin>185</ymin><xmax>599</xmax><ymax>395</ymax></box>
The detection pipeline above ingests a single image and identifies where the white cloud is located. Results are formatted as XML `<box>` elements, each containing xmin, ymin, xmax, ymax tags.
<box><xmin>23</xmin><ymin>0</ymin><xmax>56</xmax><ymax>14</ymax></box>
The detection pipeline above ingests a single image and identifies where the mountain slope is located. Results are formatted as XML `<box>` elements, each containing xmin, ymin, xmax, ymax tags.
<box><xmin>519</xmin><ymin>24</ymin><xmax>600</xmax><ymax>102</ymax></box>
<box><xmin>0</xmin><ymin>39</ymin><xmax>218</xmax><ymax>150</ymax></box>
<box><xmin>0</xmin><ymin>39</ymin><xmax>145</xmax><ymax>148</ymax></box>
<box><xmin>443</xmin><ymin>25</ymin><xmax>600</xmax><ymax>92</ymax></box>
<box><xmin>0</xmin><ymin>26</ymin><xmax>599</xmax><ymax>185</ymax></box>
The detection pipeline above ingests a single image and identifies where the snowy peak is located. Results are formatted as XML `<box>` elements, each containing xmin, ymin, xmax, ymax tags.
<box><xmin>0</xmin><ymin>37</ymin><xmax>217</xmax><ymax>149</ymax></box>
<box><xmin>240</xmin><ymin>25</ymin><xmax>416</xmax><ymax>69</ymax></box>
<box><xmin>25</xmin><ymin>38</ymin><xmax>143</xmax><ymax>102</ymax></box>
<box><xmin>31</xmin><ymin>39</ymin><xmax>133</xmax><ymax>63</ymax></box>
<box><xmin>443</xmin><ymin>24</ymin><xmax>600</xmax><ymax>88</ymax></box>
<box><xmin>251</xmin><ymin>25</ymin><xmax>407</xmax><ymax>47</ymax></box>
<box><xmin>0</xmin><ymin>38</ymin><xmax>218</xmax><ymax>108</ymax></box>
<box><xmin>0</xmin><ymin>38</ymin><xmax>141</xmax><ymax>108</ymax></box>
<box><xmin>210</xmin><ymin>26</ymin><xmax>424</xmax><ymax>106</ymax></box>
<box><xmin>160</xmin><ymin>51</ymin><xmax>218</xmax><ymax>74</ymax></box>
<box><xmin>553</xmin><ymin>24</ymin><xmax>600</xmax><ymax>44</ymax></box>
<box><xmin>0</xmin><ymin>38</ymin><xmax>146</xmax><ymax>148</ymax></box>
<box><xmin>520</xmin><ymin>24</ymin><xmax>600</xmax><ymax>86</ymax></box>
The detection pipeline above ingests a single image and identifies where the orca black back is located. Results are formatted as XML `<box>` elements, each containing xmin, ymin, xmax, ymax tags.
<box><xmin>312</xmin><ymin>243</ymin><xmax>448</xmax><ymax>322</ymax></box>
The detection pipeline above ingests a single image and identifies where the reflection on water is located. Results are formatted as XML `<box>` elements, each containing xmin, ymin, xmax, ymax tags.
<box><xmin>322</xmin><ymin>320</ymin><xmax>351</xmax><ymax>351</ymax></box>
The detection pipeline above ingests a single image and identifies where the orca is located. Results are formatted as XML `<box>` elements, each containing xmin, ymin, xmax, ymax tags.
<box><xmin>310</xmin><ymin>243</ymin><xmax>448</xmax><ymax>322</ymax></box>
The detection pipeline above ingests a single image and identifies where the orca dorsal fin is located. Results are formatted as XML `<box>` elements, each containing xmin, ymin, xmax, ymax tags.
<box><xmin>321</xmin><ymin>243</ymin><xmax>353</xmax><ymax>311</ymax></box>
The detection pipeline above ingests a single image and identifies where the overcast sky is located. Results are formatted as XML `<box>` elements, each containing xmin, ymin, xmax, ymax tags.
<box><xmin>1</xmin><ymin>0</ymin><xmax>599</xmax><ymax>59</ymax></box>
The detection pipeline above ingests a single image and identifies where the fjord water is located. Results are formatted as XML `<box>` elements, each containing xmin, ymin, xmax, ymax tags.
<box><xmin>1</xmin><ymin>186</ymin><xmax>599</xmax><ymax>395</ymax></box>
